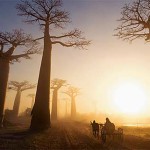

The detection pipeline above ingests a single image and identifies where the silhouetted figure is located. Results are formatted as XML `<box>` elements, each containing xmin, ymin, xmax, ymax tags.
<box><xmin>104</xmin><ymin>118</ymin><xmax>115</xmax><ymax>134</ymax></box>
<box><xmin>91</xmin><ymin>120</ymin><xmax>99</xmax><ymax>138</ymax></box>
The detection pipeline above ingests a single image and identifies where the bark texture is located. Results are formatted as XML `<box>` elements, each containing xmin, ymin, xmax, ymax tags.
<box><xmin>51</xmin><ymin>89</ymin><xmax>58</xmax><ymax>120</ymax></box>
<box><xmin>30</xmin><ymin>23</ymin><xmax>51</xmax><ymax>130</ymax></box>
<box><xmin>0</xmin><ymin>59</ymin><xmax>9</xmax><ymax>127</ymax></box>
<box><xmin>12</xmin><ymin>89</ymin><xmax>21</xmax><ymax>117</ymax></box>
<box><xmin>71</xmin><ymin>97</ymin><xmax>76</xmax><ymax>118</ymax></box>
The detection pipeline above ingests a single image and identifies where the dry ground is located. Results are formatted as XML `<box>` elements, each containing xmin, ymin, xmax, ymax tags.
<box><xmin>0</xmin><ymin>120</ymin><xmax>150</xmax><ymax>150</ymax></box>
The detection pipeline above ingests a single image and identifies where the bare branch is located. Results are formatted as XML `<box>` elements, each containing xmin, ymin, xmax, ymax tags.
<box><xmin>16</xmin><ymin>0</ymin><xmax>46</xmax><ymax>23</ymax></box>
<box><xmin>52</xmin><ymin>40</ymin><xmax>91</xmax><ymax>49</ymax></box>
<box><xmin>21</xmin><ymin>84</ymin><xmax>36</xmax><ymax>91</ymax></box>
<box><xmin>34</xmin><ymin>37</ymin><xmax>44</xmax><ymax>41</ymax></box>
<box><xmin>51</xmin><ymin>78</ymin><xmax>67</xmax><ymax>90</ymax></box>
<box><xmin>0</xmin><ymin>29</ymin><xmax>40</xmax><ymax>63</ymax></box>
<box><xmin>64</xmin><ymin>86</ymin><xmax>80</xmax><ymax>98</ymax></box>
<box><xmin>50</xmin><ymin>29</ymin><xmax>83</xmax><ymax>39</ymax></box>
<box><xmin>50</xmin><ymin>29</ymin><xmax>91</xmax><ymax>49</ymax></box>
<box><xmin>10</xmin><ymin>43</ymin><xmax>41</xmax><ymax>62</ymax></box>
<box><xmin>0</xmin><ymin>29</ymin><xmax>32</xmax><ymax>46</ymax></box>
<box><xmin>17</xmin><ymin>0</ymin><xmax>90</xmax><ymax>49</ymax></box>
<box><xmin>10</xmin><ymin>53</ymin><xmax>31</xmax><ymax>62</ymax></box>
<box><xmin>49</xmin><ymin>9</ymin><xmax>70</xmax><ymax>28</ymax></box>
<box><xmin>9</xmin><ymin>80</ymin><xmax>36</xmax><ymax>91</ymax></box>
<box><xmin>0</xmin><ymin>29</ymin><xmax>38</xmax><ymax>58</ymax></box>
<box><xmin>8</xmin><ymin>86</ymin><xmax>18</xmax><ymax>91</ymax></box>
<box><xmin>16</xmin><ymin>0</ymin><xmax>70</xmax><ymax>28</ymax></box>
<box><xmin>115</xmin><ymin>0</ymin><xmax>150</xmax><ymax>42</ymax></box>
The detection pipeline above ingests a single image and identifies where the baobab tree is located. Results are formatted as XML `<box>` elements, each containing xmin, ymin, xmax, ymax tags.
<box><xmin>9</xmin><ymin>81</ymin><xmax>36</xmax><ymax>117</ymax></box>
<box><xmin>62</xmin><ymin>98</ymin><xmax>69</xmax><ymax>118</ymax></box>
<box><xmin>16</xmin><ymin>0</ymin><xmax>90</xmax><ymax>130</ymax></box>
<box><xmin>0</xmin><ymin>29</ymin><xmax>38</xmax><ymax>127</ymax></box>
<box><xmin>27</xmin><ymin>94</ymin><xmax>35</xmax><ymax>109</ymax></box>
<box><xmin>64</xmin><ymin>86</ymin><xmax>80</xmax><ymax>119</ymax></box>
<box><xmin>51</xmin><ymin>78</ymin><xmax>67</xmax><ymax>121</ymax></box>
<box><xmin>115</xmin><ymin>0</ymin><xmax>150</xmax><ymax>42</ymax></box>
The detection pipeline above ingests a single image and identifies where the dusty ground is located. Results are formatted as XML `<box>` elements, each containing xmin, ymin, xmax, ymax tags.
<box><xmin>0</xmin><ymin>120</ymin><xmax>150</xmax><ymax>150</ymax></box>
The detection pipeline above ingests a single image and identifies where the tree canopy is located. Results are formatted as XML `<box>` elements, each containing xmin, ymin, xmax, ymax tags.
<box><xmin>0</xmin><ymin>29</ymin><xmax>39</xmax><ymax>63</ymax></box>
<box><xmin>115</xmin><ymin>0</ymin><xmax>150</xmax><ymax>42</ymax></box>
<box><xmin>9</xmin><ymin>81</ymin><xmax>36</xmax><ymax>91</ymax></box>
<box><xmin>16</xmin><ymin>0</ymin><xmax>90</xmax><ymax>49</ymax></box>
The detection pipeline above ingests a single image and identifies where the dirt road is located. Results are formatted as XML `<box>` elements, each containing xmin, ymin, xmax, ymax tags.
<box><xmin>0</xmin><ymin>121</ymin><xmax>149</xmax><ymax>150</ymax></box>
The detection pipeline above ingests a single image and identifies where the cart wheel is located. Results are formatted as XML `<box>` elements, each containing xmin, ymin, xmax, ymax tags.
<box><xmin>101</xmin><ymin>133</ymin><xmax>106</xmax><ymax>143</ymax></box>
<box><xmin>120</xmin><ymin>134</ymin><xmax>124</xmax><ymax>142</ymax></box>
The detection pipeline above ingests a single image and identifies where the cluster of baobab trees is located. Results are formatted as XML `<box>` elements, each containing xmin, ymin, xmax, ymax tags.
<box><xmin>5</xmin><ymin>78</ymin><xmax>79</xmax><ymax>122</ymax></box>
<box><xmin>1</xmin><ymin>0</ymin><xmax>149</xmax><ymax>131</ymax></box>
<box><xmin>0</xmin><ymin>29</ymin><xmax>39</xmax><ymax>127</ymax></box>
<box><xmin>51</xmin><ymin>78</ymin><xmax>80</xmax><ymax>120</ymax></box>
<box><xmin>0</xmin><ymin>0</ymin><xmax>90</xmax><ymax>130</ymax></box>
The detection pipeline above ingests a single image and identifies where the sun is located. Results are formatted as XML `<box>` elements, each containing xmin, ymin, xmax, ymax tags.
<box><xmin>112</xmin><ymin>81</ymin><xmax>147</xmax><ymax>114</ymax></box>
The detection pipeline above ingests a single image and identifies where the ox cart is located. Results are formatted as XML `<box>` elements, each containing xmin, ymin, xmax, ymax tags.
<box><xmin>91</xmin><ymin>122</ymin><xmax>123</xmax><ymax>143</ymax></box>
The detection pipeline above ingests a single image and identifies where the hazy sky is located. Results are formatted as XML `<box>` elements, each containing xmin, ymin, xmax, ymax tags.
<box><xmin>1</xmin><ymin>0</ymin><xmax>150</xmax><ymax>121</ymax></box>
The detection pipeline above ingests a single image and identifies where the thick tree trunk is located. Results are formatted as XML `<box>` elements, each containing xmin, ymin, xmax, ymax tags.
<box><xmin>71</xmin><ymin>97</ymin><xmax>76</xmax><ymax>118</ymax></box>
<box><xmin>51</xmin><ymin>89</ymin><xmax>58</xmax><ymax>121</ymax></box>
<box><xmin>12</xmin><ymin>89</ymin><xmax>21</xmax><ymax>117</ymax></box>
<box><xmin>30</xmin><ymin>23</ymin><xmax>51</xmax><ymax>131</ymax></box>
<box><xmin>31</xmin><ymin>96</ymin><xmax>34</xmax><ymax>109</ymax></box>
<box><xmin>0</xmin><ymin>59</ymin><xmax>9</xmax><ymax>127</ymax></box>
<box><xmin>65</xmin><ymin>101</ymin><xmax>67</xmax><ymax>117</ymax></box>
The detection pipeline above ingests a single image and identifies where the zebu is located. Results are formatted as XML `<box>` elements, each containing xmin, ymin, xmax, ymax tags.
<box><xmin>100</xmin><ymin>125</ymin><xmax>123</xmax><ymax>143</ymax></box>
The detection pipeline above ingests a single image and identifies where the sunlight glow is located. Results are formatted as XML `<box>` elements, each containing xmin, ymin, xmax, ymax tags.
<box><xmin>112</xmin><ymin>81</ymin><xmax>147</xmax><ymax>114</ymax></box>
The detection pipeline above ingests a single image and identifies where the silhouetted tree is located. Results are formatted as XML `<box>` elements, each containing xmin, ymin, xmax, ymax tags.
<box><xmin>9</xmin><ymin>81</ymin><xmax>36</xmax><ymax>117</ymax></box>
<box><xmin>27</xmin><ymin>94</ymin><xmax>35</xmax><ymax>109</ymax></box>
<box><xmin>64</xmin><ymin>86</ymin><xmax>80</xmax><ymax>118</ymax></box>
<box><xmin>0</xmin><ymin>29</ymin><xmax>38</xmax><ymax>127</ymax></box>
<box><xmin>51</xmin><ymin>79</ymin><xmax>67</xmax><ymax>121</ymax></box>
<box><xmin>17</xmin><ymin>0</ymin><xmax>90</xmax><ymax>130</ymax></box>
<box><xmin>62</xmin><ymin>98</ymin><xmax>69</xmax><ymax>117</ymax></box>
<box><xmin>115</xmin><ymin>0</ymin><xmax>150</xmax><ymax>42</ymax></box>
